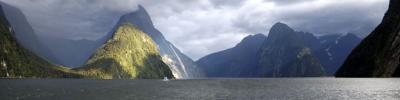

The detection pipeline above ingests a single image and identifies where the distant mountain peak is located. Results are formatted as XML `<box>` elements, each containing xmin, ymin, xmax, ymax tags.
<box><xmin>243</xmin><ymin>33</ymin><xmax>266</xmax><ymax>41</ymax></box>
<box><xmin>270</xmin><ymin>22</ymin><xmax>294</xmax><ymax>32</ymax></box>
<box><xmin>236</xmin><ymin>33</ymin><xmax>267</xmax><ymax>48</ymax></box>
<box><xmin>136</xmin><ymin>4</ymin><xmax>147</xmax><ymax>14</ymax></box>
<box><xmin>118</xmin><ymin>5</ymin><xmax>166</xmax><ymax>41</ymax></box>
<box><xmin>269</xmin><ymin>22</ymin><xmax>295</xmax><ymax>37</ymax></box>
<box><xmin>137</xmin><ymin>5</ymin><xmax>145</xmax><ymax>11</ymax></box>
<box><xmin>121</xmin><ymin>5</ymin><xmax>152</xmax><ymax>25</ymax></box>
<box><xmin>267</xmin><ymin>22</ymin><xmax>297</xmax><ymax>43</ymax></box>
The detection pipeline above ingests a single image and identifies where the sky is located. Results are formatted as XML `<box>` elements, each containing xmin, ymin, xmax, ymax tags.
<box><xmin>1</xmin><ymin>0</ymin><xmax>389</xmax><ymax>60</ymax></box>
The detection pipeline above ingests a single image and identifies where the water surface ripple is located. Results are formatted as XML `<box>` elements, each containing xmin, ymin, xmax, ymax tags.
<box><xmin>0</xmin><ymin>78</ymin><xmax>399</xmax><ymax>100</ymax></box>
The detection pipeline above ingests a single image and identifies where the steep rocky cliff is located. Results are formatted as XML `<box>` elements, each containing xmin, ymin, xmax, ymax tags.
<box><xmin>258</xmin><ymin>23</ymin><xmax>325</xmax><ymax>77</ymax></box>
<box><xmin>336</xmin><ymin>0</ymin><xmax>400</xmax><ymax>77</ymax></box>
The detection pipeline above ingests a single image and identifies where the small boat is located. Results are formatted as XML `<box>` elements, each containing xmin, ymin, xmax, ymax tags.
<box><xmin>163</xmin><ymin>77</ymin><xmax>169</xmax><ymax>81</ymax></box>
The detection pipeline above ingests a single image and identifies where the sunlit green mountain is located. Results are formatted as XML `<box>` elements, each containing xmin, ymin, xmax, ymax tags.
<box><xmin>75</xmin><ymin>23</ymin><xmax>173</xmax><ymax>79</ymax></box>
<box><xmin>118</xmin><ymin>5</ymin><xmax>205</xmax><ymax>78</ymax></box>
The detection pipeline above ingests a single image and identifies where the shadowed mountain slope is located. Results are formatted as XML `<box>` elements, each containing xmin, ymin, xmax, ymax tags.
<box><xmin>336</xmin><ymin>0</ymin><xmax>400</xmax><ymax>77</ymax></box>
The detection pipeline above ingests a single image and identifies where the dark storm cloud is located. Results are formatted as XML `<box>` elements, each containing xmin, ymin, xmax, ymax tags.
<box><xmin>1</xmin><ymin>0</ymin><xmax>140</xmax><ymax>40</ymax></box>
<box><xmin>0</xmin><ymin>0</ymin><xmax>389</xmax><ymax>60</ymax></box>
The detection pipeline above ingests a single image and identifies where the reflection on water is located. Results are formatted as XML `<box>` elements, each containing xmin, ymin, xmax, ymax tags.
<box><xmin>0</xmin><ymin>78</ymin><xmax>399</xmax><ymax>100</ymax></box>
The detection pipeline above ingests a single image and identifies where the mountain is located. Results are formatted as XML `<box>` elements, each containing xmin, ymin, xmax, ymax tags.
<box><xmin>197</xmin><ymin>23</ymin><xmax>326</xmax><ymax>77</ymax></box>
<box><xmin>116</xmin><ymin>5</ymin><xmax>204</xmax><ymax>78</ymax></box>
<box><xmin>196</xmin><ymin>34</ymin><xmax>267</xmax><ymax>77</ymax></box>
<box><xmin>74</xmin><ymin>23</ymin><xmax>173</xmax><ymax>79</ymax></box>
<box><xmin>258</xmin><ymin>22</ymin><xmax>325</xmax><ymax>77</ymax></box>
<box><xmin>197</xmin><ymin>22</ymin><xmax>362</xmax><ymax>77</ymax></box>
<box><xmin>0</xmin><ymin>2</ymin><xmax>59</xmax><ymax>64</ymax></box>
<box><xmin>0</xmin><ymin>4</ymin><xmax>77</xmax><ymax>78</ymax></box>
<box><xmin>335</xmin><ymin>0</ymin><xmax>400</xmax><ymax>77</ymax></box>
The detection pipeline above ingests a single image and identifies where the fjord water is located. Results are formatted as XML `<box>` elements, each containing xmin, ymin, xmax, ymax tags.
<box><xmin>1</xmin><ymin>78</ymin><xmax>400</xmax><ymax>100</ymax></box>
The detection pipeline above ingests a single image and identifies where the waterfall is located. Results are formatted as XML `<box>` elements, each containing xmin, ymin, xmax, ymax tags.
<box><xmin>169</xmin><ymin>44</ymin><xmax>189</xmax><ymax>78</ymax></box>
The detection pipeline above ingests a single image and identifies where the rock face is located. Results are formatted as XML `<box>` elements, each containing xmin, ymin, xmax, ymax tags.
<box><xmin>75</xmin><ymin>23</ymin><xmax>173</xmax><ymax>79</ymax></box>
<box><xmin>0</xmin><ymin>2</ymin><xmax>59</xmax><ymax>64</ymax></box>
<box><xmin>258</xmin><ymin>23</ymin><xmax>325</xmax><ymax>77</ymax></box>
<box><xmin>198</xmin><ymin>23</ymin><xmax>330</xmax><ymax>77</ymax></box>
<box><xmin>335</xmin><ymin>0</ymin><xmax>400</xmax><ymax>77</ymax></box>
<box><xmin>198</xmin><ymin>22</ymin><xmax>362</xmax><ymax>77</ymax></box>
<box><xmin>116</xmin><ymin>5</ymin><xmax>204</xmax><ymax>78</ymax></box>
<box><xmin>196</xmin><ymin>34</ymin><xmax>267</xmax><ymax>77</ymax></box>
<box><xmin>0</xmin><ymin>4</ymin><xmax>76</xmax><ymax>78</ymax></box>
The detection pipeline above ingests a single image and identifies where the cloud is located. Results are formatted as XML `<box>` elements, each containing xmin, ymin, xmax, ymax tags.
<box><xmin>1</xmin><ymin>0</ymin><xmax>389</xmax><ymax>60</ymax></box>
<box><xmin>267</xmin><ymin>0</ymin><xmax>318</xmax><ymax>5</ymax></box>
<box><xmin>1</xmin><ymin>0</ymin><xmax>141</xmax><ymax>40</ymax></box>
<box><xmin>146</xmin><ymin>0</ymin><xmax>388</xmax><ymax>60</ymax></box>
<box><xmin>231</xmin><ymin>0</ymin><xmax>388</xmax><ymax>36</ymax></box>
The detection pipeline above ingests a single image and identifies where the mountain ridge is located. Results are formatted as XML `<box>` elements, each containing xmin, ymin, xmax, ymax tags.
<box><xmin>198</xmin><ymin>22</ymin><xmax>361</xmax><ymax>77</ymax></box>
